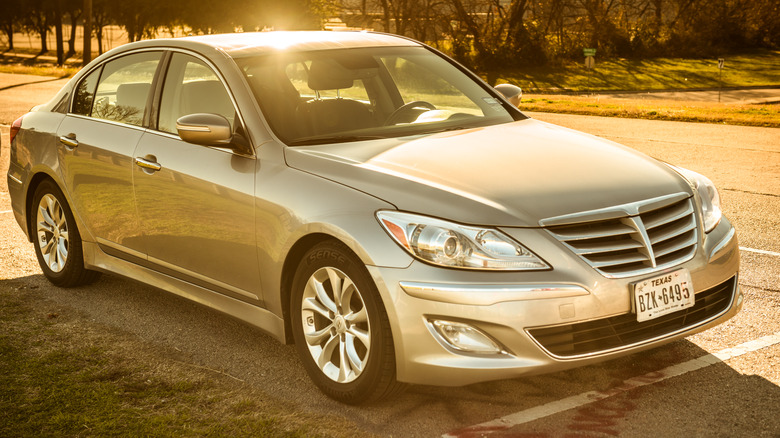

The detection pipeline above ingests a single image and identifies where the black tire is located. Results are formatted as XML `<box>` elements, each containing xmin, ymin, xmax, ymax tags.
<box><xmin>31</xmin><ymin>179</ymin><xmax>100</xmax><ymax>287</ymax></box>
<box><xmin>290</xmin><ymin>241</ymin><xmax>405</xmax><ymax>404</ymax></box>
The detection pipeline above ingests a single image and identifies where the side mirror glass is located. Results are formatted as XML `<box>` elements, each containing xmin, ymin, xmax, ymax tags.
<box><xmin>494</xmin><ymin>84</ymin><xmax>523</xmax><ymax>107</ymax></box>
<box><xmin>176</xmin><ymin>113</ymin><xmax>233</xmax><ymax>146</ymax></box>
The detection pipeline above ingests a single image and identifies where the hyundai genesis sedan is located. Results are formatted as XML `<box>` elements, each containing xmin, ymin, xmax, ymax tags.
<box><xmin>6</xmin><ymin>31</ymin><xmax>741</xmax><ymax>404</ymax></box>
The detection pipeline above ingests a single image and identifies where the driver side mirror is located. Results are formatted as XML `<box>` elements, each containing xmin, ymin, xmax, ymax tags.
<box><xmin>176</xmin><ymin>113</ymin><xmax>233</xmax><ymax>146</ymax></box>
<box><xmin>175</xmin><ymin>113</ymin><xmax>253</xmax><ymax>156</ymax></box>
<box><xmin>494</xmin><ymin>84</ymin><xmax>523</xmax><ymax>107</ymax></box>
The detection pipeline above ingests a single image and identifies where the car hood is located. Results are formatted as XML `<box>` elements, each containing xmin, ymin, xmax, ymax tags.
<box><xmin>284</xmin><ymin>118</ymin><xmax>692</xmax><ymax>227</ymax></box>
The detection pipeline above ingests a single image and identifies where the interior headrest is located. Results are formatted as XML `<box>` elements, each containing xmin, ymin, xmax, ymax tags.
<box><xmin>116</xmin><ymin>83</ymin><xmax>150</xmax><ymax>109</ymax></box>
<box><xmin>307</xmin><ymin>60</ymin><xmax>354</xmax><ymax>91</ymax></box>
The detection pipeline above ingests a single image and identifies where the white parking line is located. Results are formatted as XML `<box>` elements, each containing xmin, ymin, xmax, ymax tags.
<box><xmin>443</xmin><ymin>332</ymin><xmax>780</xmax><ymax>437</ymax></box>
<box><xmin>1</xmin><ymin>210</ymin><xmax>13</xmax><ymax>214</ymax></box>
<box><xmin>740</xmin><ymin>246</ymin><xmax>780</xmax><ymax>257</ymax></box>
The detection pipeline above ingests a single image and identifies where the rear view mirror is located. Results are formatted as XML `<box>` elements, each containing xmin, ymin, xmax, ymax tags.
<box><xmin>495</xmin><ymin>84</ymin><xmax>523</xmax><ymax>107</ymax></box>
<box><xmin>176</xmin><ymin>113</ymin><xmax>232</xmax><ymax>146</ymax></box>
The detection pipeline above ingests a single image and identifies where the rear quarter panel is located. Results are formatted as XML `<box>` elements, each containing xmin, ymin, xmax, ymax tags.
<box><xmin>8</xmin><ymin>110</ymin><xmax>69</xmax><ymax>238</ymax></box>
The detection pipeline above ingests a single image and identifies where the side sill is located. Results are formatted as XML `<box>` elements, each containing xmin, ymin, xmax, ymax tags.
<box><xmin>82</xmin><ymin>241</ymin><xmax>286</xmax><ymax>342</ymax></box>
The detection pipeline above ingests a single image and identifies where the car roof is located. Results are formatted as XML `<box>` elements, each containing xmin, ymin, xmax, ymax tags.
<box><xmin>154</xmin><ymin>31</ymin><xmax>421</xmax><ymax>58</ymax></box>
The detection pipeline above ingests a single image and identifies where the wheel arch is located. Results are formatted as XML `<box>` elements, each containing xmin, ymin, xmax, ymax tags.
<box><xmin>279</xmin><ymin>232</ymin><xmax>355</xmax><ymax>344</ymax></box>
<box><xmin>24</xmin><ymin>172</ymin><xmax>59</xmax><ymax>242</ymax></box>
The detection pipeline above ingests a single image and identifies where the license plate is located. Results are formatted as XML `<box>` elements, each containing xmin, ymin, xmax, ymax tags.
<box><xmin>633</xmin><ymin>269</ymin><xmax>694</xmax><ymax>322</ymax></box>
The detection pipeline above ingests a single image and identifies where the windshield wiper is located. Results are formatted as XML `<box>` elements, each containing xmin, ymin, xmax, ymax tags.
<box><xmin>287</xmin><ymin>135</ymin><xmax>388</xmax><ymax>146</ymax></box>
<box><xmin>425</xmin><ymin>125</ymin><xmax>471</xmax><ymax>134</ymax></box>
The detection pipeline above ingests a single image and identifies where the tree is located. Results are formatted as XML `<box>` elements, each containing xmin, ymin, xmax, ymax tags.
<box><xmin>54</xmin><ymin>0</ymin><xmax>64</xmax><ymax>65</ymax></box>
<box><xmin>63</xmin><ymin>0</ymin><xmax>81</xmax><ymax>56</ymax></box>
<box><xmin>25</xmin><ymin>0</ymin><xmax>54</xmax><ymax>54</ymax></box>
<box><xmin>0</xmin><ymin>0</ymin><xmax>23</xmax><ymax>51</ymax></box>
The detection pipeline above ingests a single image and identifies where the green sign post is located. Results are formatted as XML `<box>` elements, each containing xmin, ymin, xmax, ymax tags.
<box><xmin>718</xmin><ymin>58</ymin><xmax>725</xmax><ymax>102</ymax></box>
<box><xmin>583</xmin><ymin>48</ymin><xmax>596</xmax><ymax>92</ymax></box>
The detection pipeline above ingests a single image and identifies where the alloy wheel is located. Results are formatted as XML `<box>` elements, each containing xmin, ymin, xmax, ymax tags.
<box><xmin>36</xmin><ymin>193</ymin><xmax>69</xmax><ymax>273</ymax></box>
<box><xmin>300</xmin><ymin>266</ymin><xmax>371</xmax><ymax>383</ymax></box>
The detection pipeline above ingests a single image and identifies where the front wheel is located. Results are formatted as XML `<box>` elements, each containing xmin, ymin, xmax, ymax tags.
<box><xmin>290</xmin><ymin>241</ymin><xmax>404</xmax><ymax>404</ymax></box>
<box><xmin>31</xmin><ymin>180</ymin><xmax>100</xmax><ymax>287</ymax></box>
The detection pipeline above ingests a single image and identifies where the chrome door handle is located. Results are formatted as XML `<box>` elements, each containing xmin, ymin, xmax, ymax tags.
<box><xmin>59</xmin><ymin>135</ymin><xmax>79</xmax><ymax>148</ymax></box>
<box><xmin>134</xmin><ymin>157</ymin><xmax>162</xmax><ymax>172</ymax></box>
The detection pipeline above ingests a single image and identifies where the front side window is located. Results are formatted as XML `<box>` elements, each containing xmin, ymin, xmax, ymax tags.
<box><xmin>88</xmin><ymin>51</ymin><xmax>162</xmax><ymax>126</ymax></box>
<box><xmin>237</xmin><ymin>46</ymin><xmax>515</xmax><ymax>145</ymax></box>
<box><xmin>158</xmin><ymin>53</ymin><xmax>236</xmax><ymax>134</ymax></box>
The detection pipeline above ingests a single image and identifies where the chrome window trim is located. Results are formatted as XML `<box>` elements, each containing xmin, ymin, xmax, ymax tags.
<box><xmin>143</xmin><ymin>129</ymin><xmax>257</xmax><ymax>159</ymax></box>
<box><xmin>67</xmin><ymin>47</ymin><xmax>166</xmax><ymax>121</ymax></box>
<box><xmin>65</xmin><ymin>113</ymin><xmax>151</xmax><ymax>132</ymax></box>
<box><xmin>64</xmin><ymin>47</ymin><xmax>256</xmax><ymax>157</ymax></box>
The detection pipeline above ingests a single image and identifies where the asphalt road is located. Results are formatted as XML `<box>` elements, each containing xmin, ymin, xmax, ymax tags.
<box><xmin>1</xmin><ymin>74</ymin><xmax>779</xmax><ymax>437</ymax></box>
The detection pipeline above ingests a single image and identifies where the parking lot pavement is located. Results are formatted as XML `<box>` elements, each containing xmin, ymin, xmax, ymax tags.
<box><xmin>2</xmin><ymin>76</ymin><xmax>779</xmax><ymax>437</ymax></box>
<box><xmin>0</xmin><ymin>72</ymin><xmax>70</xmax><ymax>125</ymax></box>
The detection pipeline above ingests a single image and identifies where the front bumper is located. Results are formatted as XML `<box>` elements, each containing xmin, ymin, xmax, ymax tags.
<box><xmin>368</xmin><ymin>216</ymin><xmax>740</xmax><ymax>387</ymax></box>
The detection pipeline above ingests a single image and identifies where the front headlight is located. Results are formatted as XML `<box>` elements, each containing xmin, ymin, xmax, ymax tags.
<box><xmin>672</xmin><ymin>166</ymin><xmax>722</xmax><ymax>233</ymax></box>
<box><xmin>376</xmin><ymin>211</ymin><xmax>549</xmax><ymax>270</ymax></box>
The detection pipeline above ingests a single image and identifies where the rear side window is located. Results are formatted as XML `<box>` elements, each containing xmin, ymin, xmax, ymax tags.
<box><xmin>72</xmin><ymin>67</ymin><xmax>101</xmax><ymax>116</ymax></box>
<box><xmin>74</xmin><ymin>51</ymin><xmax>162</xmax><ymax>126</ymax></box>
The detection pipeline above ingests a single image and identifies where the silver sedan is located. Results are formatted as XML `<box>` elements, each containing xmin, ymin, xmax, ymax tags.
<box><xmin>6</xmin><ymin>31</ymin><xmax>741</xmax><ymax>404</ymax></box>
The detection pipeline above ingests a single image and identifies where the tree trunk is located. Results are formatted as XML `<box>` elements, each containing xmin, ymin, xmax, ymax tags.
<box><xmin>2</xmin><ymin>25</ymin><xmax>13</xmax><ymax>50</ymax></box>
<box><xmin>96</xmin><ymin>25</ymin><xmax>103</xmax><ymax>54</ymax></box>
<box><xmin>506</xmin><ymin>0</ymin><xmax>529</xmax><ymax>51</ymax></box>
<box><xmin>379</xmin><ymin>0</ymin><xmax>392</xmax><ymax>32</ymax></box>
<box><xmin>55</xmin><ymin>0</ymin><xmax>65</xmax><ymax>65</ymax></box>
<box><xmin>68</xmin><ymin>11</ymin><xmax>81</xmax><ymax>56</ymax></box>
<box><xmin>83</xmin><ymin>0</ymin><xmax>92</xmax><ymax>65</ymax></box>
<box><xmin>39</xmin><ymin>28</ymin><xmax>48</xmax><ymax>53</ymax></box>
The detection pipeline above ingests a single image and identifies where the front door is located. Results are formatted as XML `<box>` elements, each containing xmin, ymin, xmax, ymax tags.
<box><xmin>132</xmin><ymin>52</ymin><xmax>261</xmax><ymax>303</ymax></box>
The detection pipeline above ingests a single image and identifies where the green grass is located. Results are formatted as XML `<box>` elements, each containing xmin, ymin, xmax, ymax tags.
<box><xmin>0</xmin><ymin>58</ymin><xmax>80</xmax><ymax>78</ymax></box>
<box><xmin>496</xmin><ymin>49</ymin><xmax>780</xmax><ymax>92</ymax></box>
<box><xmin>3</xmin><ymin>45</ymin><xmax>777</xmax><ymax>128</ymax></box>
<box><xmin>1</xmin><ymin>48</ymin><xmax>82</xmax><ymax>77</ymax></box>
<box><xmin>0</xmin><ymin>282</ymin><xmax>366</xmax><ymax>437</ymax></box>
<box><xmin>4</xmin><ymin>45</ymin><xmax>779</xmax><ymax>93</ymax></box>
<box><xmin>520</xmin><ymin>94</ymin><xmax>780</xmax><ymax>127</ymax></box>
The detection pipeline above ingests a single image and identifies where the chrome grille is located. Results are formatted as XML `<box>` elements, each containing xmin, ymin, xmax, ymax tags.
<box><xmin>543</xmin><ymin>193</ymin><xmax>698</xmax><ymax>278</ymax></box>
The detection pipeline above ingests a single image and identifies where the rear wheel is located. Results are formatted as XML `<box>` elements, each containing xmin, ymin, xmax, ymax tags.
<box><xmin>290</xmin><ymin>241</ymin><xmax>404</xmax><ymax>404</ymax></box>
<box><xmin>31</xmin><ymin>180</ymin><xmax>100</xmax><ymax>287</ymax></box>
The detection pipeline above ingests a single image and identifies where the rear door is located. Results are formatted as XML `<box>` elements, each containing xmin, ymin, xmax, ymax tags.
<box><xmin>56</xmin><ymin>51</ymin><xmax>163</xmax><ymax>259</ymax></box>
<box><xmin>131</xmin><ymin>52</ymin><xmax>262</xmax><ymax>303</ymax></box>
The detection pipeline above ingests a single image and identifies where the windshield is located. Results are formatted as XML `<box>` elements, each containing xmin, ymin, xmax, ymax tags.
<box><xmin>236</xmin><ymin>46</ymin><xmax>516</xmax><ymax>145</ymax></box>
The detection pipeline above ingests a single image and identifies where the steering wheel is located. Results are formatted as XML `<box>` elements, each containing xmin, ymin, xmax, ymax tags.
<box><xmin>384</xmin><ymin>101</ymin><xmax>436</xmax><ymax>125</ymax></box>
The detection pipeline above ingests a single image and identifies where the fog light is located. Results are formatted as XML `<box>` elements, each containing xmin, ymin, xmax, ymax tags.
<box><xmin>430</xmin><ymin>320</ymin><xmax>502</xmax><ymax>354</ymax></box>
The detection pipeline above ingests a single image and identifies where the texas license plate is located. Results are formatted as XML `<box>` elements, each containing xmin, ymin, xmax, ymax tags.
<box><xmin>633</xmin><ymin>269</ymin><xmax>694</xmax><ymax>322</ymax></box>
